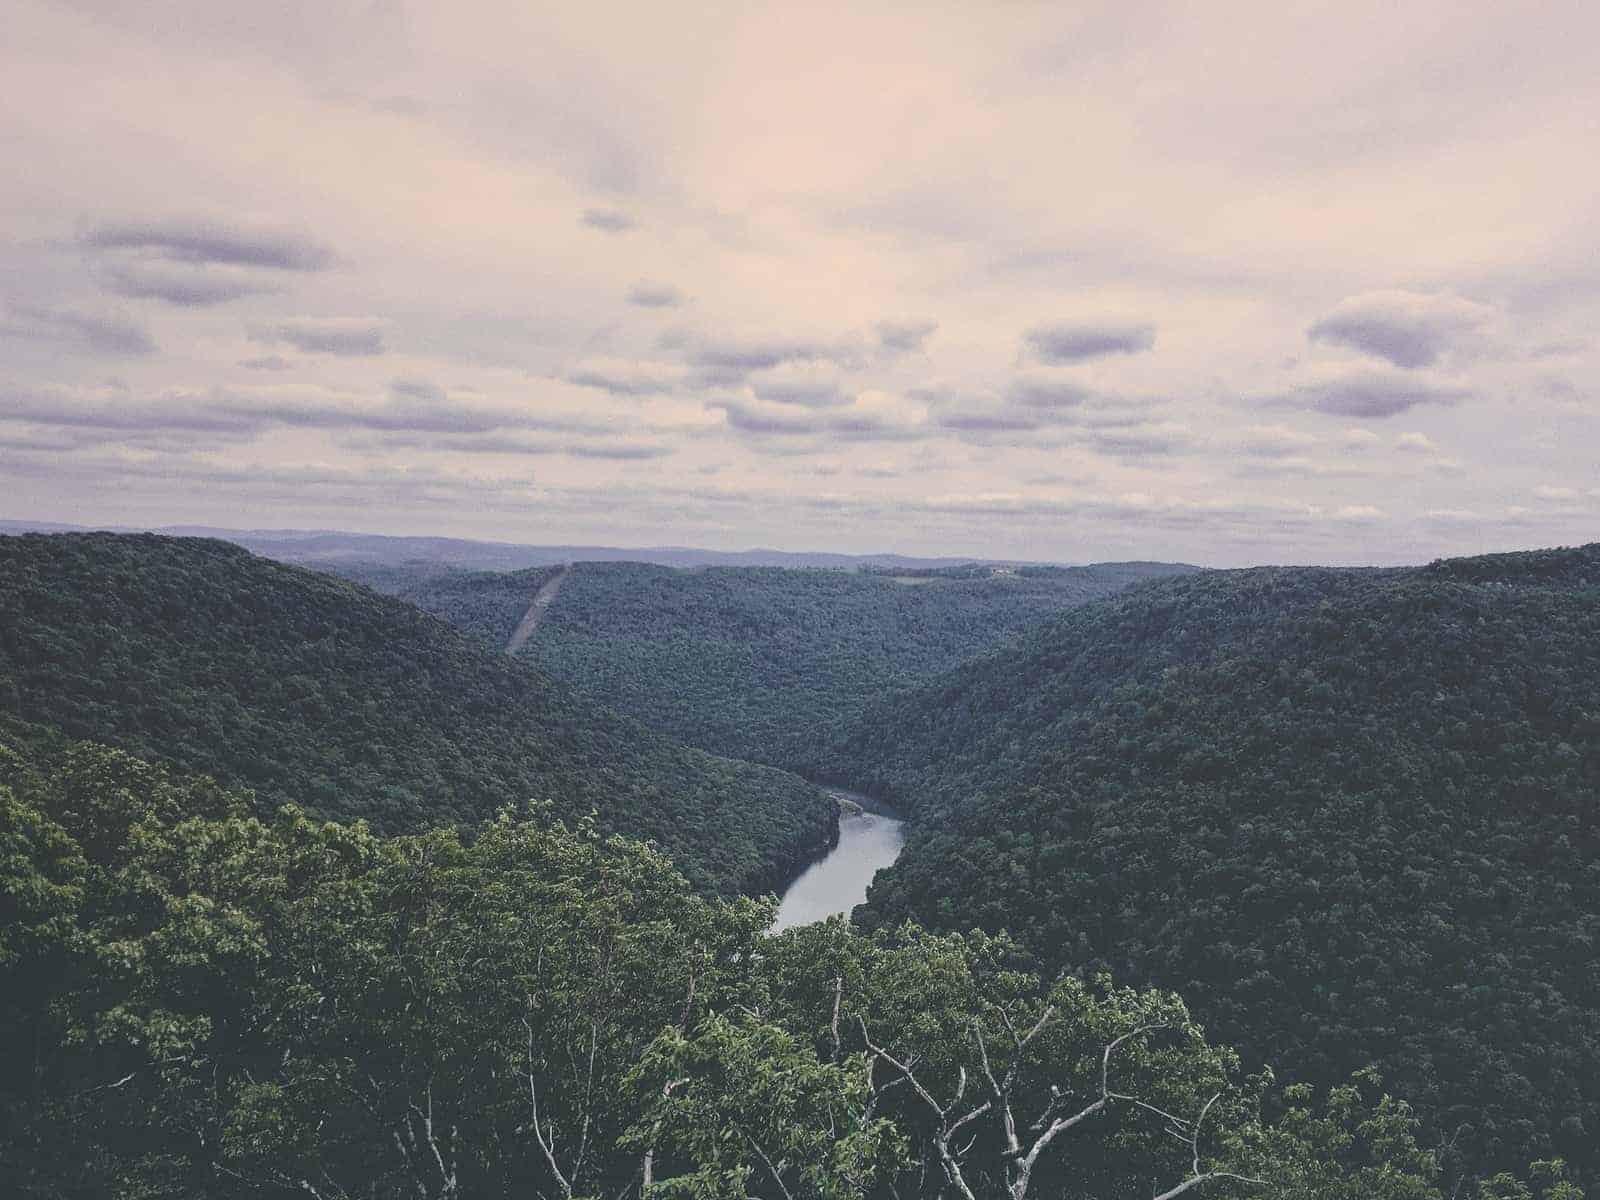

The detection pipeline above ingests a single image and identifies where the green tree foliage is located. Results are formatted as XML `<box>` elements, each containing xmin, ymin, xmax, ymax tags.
<box><xmin>817</xmin><ymin>545</ymin><xmax>1600</xmax><ymax>1188</ymax></box>
<box><xmin>0</xmin><ymin>534</ymin><xmax>834</xmax><ymax>894</ymax></box>
<box><xmin>5</xmin><ymin>741</ymin><xmax>1540</xmax><ymax>1199</ymax></box>
<box><xmin>328</xmin><ymin>561</ymin><xmax>566</xmax><ymax>648</ymax></box>
<box><xmin>364</xmin><ymin>558</ymin><xmax>1193</xmax><ymax>768</ymax></box>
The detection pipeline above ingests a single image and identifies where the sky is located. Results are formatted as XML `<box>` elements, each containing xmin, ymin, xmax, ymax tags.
<box><xmin>2</xmin><ymin>1</ymin><xmax>1596</xmax><ymax>566</ymax></box>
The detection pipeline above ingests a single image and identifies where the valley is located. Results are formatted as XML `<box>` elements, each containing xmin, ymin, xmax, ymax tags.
<box><xmin>3</xmin><ymin>530</ymin><xmax>1597</xmax><ymax>1198</ymax></box>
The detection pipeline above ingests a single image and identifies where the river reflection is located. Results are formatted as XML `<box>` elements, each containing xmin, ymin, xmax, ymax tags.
<box><xmin>772</xmin><ymin>794</ymin><xmax>905</xmax><ymax>932</ymax></box>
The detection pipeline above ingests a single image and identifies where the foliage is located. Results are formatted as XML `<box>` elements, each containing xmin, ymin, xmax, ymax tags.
<box><xmin>326</xmin><ymin>560</ymin><xmax>566</xmax><ymax>648</ymax></box>
<box><xmin>3</xmin><ymin>743</ymin><xmax>1536</xmax><ymax>1200</ymax></box>
<box><xmin>819</xmin><ymin>545</ymin><xmax>1600</xmax><ymax>1188</ymax></box>
<box><xmin>0</xmin><ymin>534</ymin><xmax>833</xmax><ymax>894</ymax></box>
<box><xmin>421</xmin><ymin>559</ymin><xmax>1192</xmax><ymax>768</ymax></box>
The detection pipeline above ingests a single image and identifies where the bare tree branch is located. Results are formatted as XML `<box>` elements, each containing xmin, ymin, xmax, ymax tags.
<box><xmin>829</xmin><ymin>976</ymin><xmax>844</xmax><ymax>1064</ymax></box>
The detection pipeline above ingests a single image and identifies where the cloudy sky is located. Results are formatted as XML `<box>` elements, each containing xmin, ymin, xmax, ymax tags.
<box><xmin>3</xmin><ymin>1</ymin><xmax>1596</xmax><ymax>565</ymax></box>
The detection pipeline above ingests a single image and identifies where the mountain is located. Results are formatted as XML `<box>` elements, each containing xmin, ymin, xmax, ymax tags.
<box><xmin>1</xmin><ymin>733</ymin><xmax>1470</xmax><ymax>1200</ymax></box>
<box><xmin>821</xmin><ymin>545</ymin><xmax>1600</xmax><ymax>1185</ymax></box>
<box><xmin>0</xmin><ymin>519</ymin><xmax>1046</xmax><ymax>572</ymax></box>
<box><xmin>0</xmin><ymin>533</ymin><xmax>833</xmax><ymax>895</ymax></box>
<box><xmin>332</xmin><ymin>558</ymin><xmax>1199</xmax><ymax>767</ymax></box>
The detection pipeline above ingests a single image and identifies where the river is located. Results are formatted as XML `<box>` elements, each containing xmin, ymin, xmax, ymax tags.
<box><xmin>772</xmin><ymin>790</ymin><xmax>906</xmax><ymax>932</ymax></box>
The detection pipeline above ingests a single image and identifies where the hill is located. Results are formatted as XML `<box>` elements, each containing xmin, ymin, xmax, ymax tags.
<box><xmin>337</xmin><ymin>559</ymin><xmax>1198</xmax><ymax>767</ymax></box>
<box><xmin>2</xmin><ymin>734</ymin><xmax>1485</xmax><ymax>1200</ymax></box>
<box><xmin>820</xmin><ymin>545</ymin><xmax>1600</xmax><ymax>1186</ymax></box>
<box><xmin>0</xmin><ymin>533</ymin><xmax>834</xmax><ymax>894</ymax></box>
<box><xmin>326</xmin><ymin>560</ymin><xmax>569</xmax><ymax>649</ymax></box>
<box><xmin>0</xmin><ymin>519</ymin><xmax>1036</xmax><ymax>571</ymax></box>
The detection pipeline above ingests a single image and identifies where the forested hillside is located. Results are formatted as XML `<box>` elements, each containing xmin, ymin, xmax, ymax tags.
<box><xmin>328</xmin><ymin>560</ymin><xmax>567</xmax><ymax>649</ymax></box>
<box><xmin>4</xmin><ymin>735</ymin><xmax>1569</xmax><ymax>1200</ymax></box>
<box><xmin>0</xmin><ymin>534</ymin><xmax>833</xmax><ymax>894</ymax></box>
<box><xmin>345</xmin><ymin>559</ymin><xmax>1196</xmax><ymax>766</ymax></box>
<box><xmin>819</xmin><ymin>545</ymin><xmax>1600</xmax><ymax>1187</ymax></box>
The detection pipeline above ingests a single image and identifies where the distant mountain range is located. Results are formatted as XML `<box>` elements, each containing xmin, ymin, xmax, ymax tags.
<box><xmin>0</xmin><ymin>519</ymin><xmax>1089</xmax><ymax>572</ymax></box>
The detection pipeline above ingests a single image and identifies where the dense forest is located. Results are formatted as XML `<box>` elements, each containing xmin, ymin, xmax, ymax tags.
<box><xmin>327</xmin><ymin>561</ymin><xmax>568</xmax><ymax>650</ymax></box>
<box><xmin>340</xmin><ymin>559</ymin><xmax>1196</xmax><ymax>767</ymax></box>
<box><xmin>2</xmin><ymin>735</ymin><xmax>1580</xmax><ymax>1200</ymax></box>
<box><xmin>5</xmin><ymin>530</ymin><xmax>1597</xmax><ymax>1196</ymax></box>
<box><xmin>812</xmin><ymin>545</ymin><xmax>1600</xmax><ymax>1187</ymax></box>
<box><xmin>0</xmin><ymin>534</ymin><xmax>833</xmax><ymax>895</ymax></box>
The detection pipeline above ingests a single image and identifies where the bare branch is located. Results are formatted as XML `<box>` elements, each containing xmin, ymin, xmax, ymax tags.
<box><xmin>1147</xmin><ymin>1090</ymin><xmax>1267</xmax><ymax>1200</ymax></box>
<box><xmin>830</xmin><ymin>976</ymin><xmax>844</xmax><ymax>1064</ymax></box>
<box><xmin>858</xmin><ymin>1017</ymin><xmax>981</xmax><ymax>1200</ymax></box>
<box><xmin>738</xmin><ymin>1124</ymin><xmax>799</xmax><ymax>1200</ymax></box>
<box><xmin>525</xmin><ymin>1012</ymin><xmax>574</xmax><ymax>1199</ymax></box>
<box><xmin>971</xmin><ymin>1020</ymin><xmax>1019</xmax><ymax>1158</ymax></box>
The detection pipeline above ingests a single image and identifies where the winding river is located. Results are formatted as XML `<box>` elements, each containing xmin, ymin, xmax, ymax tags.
<box><xmin>772</xmin><ymin>790</ymin><xmax>906</xmax><ymax>932</ymax></box>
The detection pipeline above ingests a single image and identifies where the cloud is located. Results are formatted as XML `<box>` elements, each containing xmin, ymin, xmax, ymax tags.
<box><xmin>625</xmin><ymin>282</ymin><xmax>684</xmax><ymax>308</ymax></box>
<box><xmin>937</xmin><ymin>407</ymin><xmax>1044</xmax><ymax>434</ymax></box>
<box><xmin>1236</xmin><ymin>424</ymin><xmax>1317</xmax><ymax>458</ymax></box>
<box><xmin>1</xmin><ymin>384</ymin><xmax>252</xmax><ymax>432</ymax></box>
<box><xmin>751</xmin><ymin>363</ymin><xmax>853</xmax><ymax>408</ymax></box>
<box><xmin>1280</xmin><ymin>368</ymin><xmax>1470</xmax><ymax>418</ymax></box>
<box><xmin>1</xmin><ymin>304</ymin><xmax>156</xmax><ymax>356</ymax></box>
<box><xmin>219</xmin><ymin>388</ymin><xmax>497</xmax><ymax>435</ymax></box>
<box><xmin>3</xmin><ymin>378</ymin><xmax>614</xmax><ymax>444</ymax></box>
<box><xmin>1308</xmin><ymin>290</ymin><xmax>1492</xmax><ymax>368</ymax></box>
<box><xmin>924</xmin><ymin>383</ymin><xmax>1161</xmax><ymax>443</ymax></box>
<box><xmin>389</xmin><ymin>376</ymin><xmax>447</xmax><ymax>404</ymax></box>
<box><xmin>563</xmin><ymin>358</ymin><xmax>681</xmax><ymax>396</ymax></box>
<box><xmin>239</xmin><ymin>355</ymin><xmax>293</xmax><ymax>371</ymax></box>
<box><xmin>1085</xmin><ymin>422</ymin><xmax>1197</xmax><ymax>458</ymax></box>
<box><xmin>94</xmin><ymin>259</ymin><xmax>281</xmax><ymax>307</ymax></box>
<box><xmin>222</xmin><ymin>383</ymin><xmax>577</xmax><ymax>435</ymax></box>
<box><xmin>1005</xmin><ymin>373</ymin><xmax>1090</xmax><ymax>410</ymax></box>
<box><xmin>717</xmin><ymin>399</ymin><xmax>826</xmax><ymax>436</ymax></box>
<box><xmin>688</xmin><ymin>334</ymin><xmax>862</xmax><ymax>374</ymax></box>
<box><xmin>823</xmin><ymin>405</ymin><xmax>924</xmax><ymax>442</ymax></box>
<box><xmin>249</xmin><ymin>317</ymin><xmax>388</xmax><ymax>356</ymax></box>
<box><xmin>1022</xmin><ymin>320</ymin><xmax>1156</xmax><ymax>362</ymax></box>
<box><xmin>359</xmin><ymin>426</ymin><xmax>651</xmax><ymax>456</ymax></box>
<box><xmin>1341</xmin><ymin>427</ymin><xmax>1382</xmax><ymax>450</ymax></box>
<box><xmin>875</xmin><ymin>318</ymin><xmax>938</xmax><ymax>355</ymax></box>
<box><xmin>566</xmin><ymin>441</ymin><xmax>674</xmax><ymax>460</ymax></box>
<box><xmin>1231</xmin><ymin>455</ymin><xmax>1372</xmax><ymax>481</ymax></box>
<box><xmin>716</xmin><ymin>394</ymin><xmax>923</xmax><ymax>442</ymax></box>
<box><xmin>1394</xmin><ymin>431</ymin><xmax>1438</xmax><ymax>453</ymax></box>
<box><xmin>1532</xmin><ymin>484</ymin><xmax>1584</xmax><ymax>502</ymax></box>
<box><xmin>924</xmin><ymin>389</ymin><xmax>1047</xmax><ymax>434</ymax></box>
<box><xmin>80</xmin><ymin>216</ymin><xmax>336</xmax><ymax>271</ymax></box>
<box><xmin>581</xmin><ymin>208</ymin><xmax>637</xmax><ymax>233</ymax></box>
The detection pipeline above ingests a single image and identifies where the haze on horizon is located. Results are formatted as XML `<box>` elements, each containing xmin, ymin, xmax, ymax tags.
<box><xmin>2</xmin><ymin>1</ymin><xmax>1596</xmax><ymax>567</ymax></box>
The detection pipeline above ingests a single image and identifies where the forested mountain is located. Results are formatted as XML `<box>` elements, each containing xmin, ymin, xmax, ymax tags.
<box><xmin>0</xmin><ymin>519</ymin><xmax>1023</xmax><ymax>571</ymax></box>
<box><xmin>0</xmin><ymin>533</ymin><xmax>833</xmax><ymax>894</ymax></box>
<box><xmin>817</xmin><ymin>544</ymin><xmax>1600</xmax><ymax>1186</ymax></box>
<box><xmin>4</xmin><ymin>735</ymin><xmax>1568</xmax><ymax>1200</ymax></box>
<box><xmin>341</xmin><ymin>559</ymin><xmax>1196</xmax><ymax>767</ymax></box>
<box><xmin>328</xmin><ymin>561</ymin><xmax>568</xmax><ymax>649</ymax></box>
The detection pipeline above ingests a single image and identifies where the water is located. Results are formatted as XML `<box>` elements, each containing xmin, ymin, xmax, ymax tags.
<box><xmin>772</xmin><ymin>792</ymin><xmax>906</xmax><ymax>932</ymax></box>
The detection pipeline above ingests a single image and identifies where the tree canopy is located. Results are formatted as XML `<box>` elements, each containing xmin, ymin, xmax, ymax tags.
<box><xmin>5</xmin><ymin>736</ymin><xmax>1572</xmax><ymax>1200</ymax></box>
<box><xmin>815</xmin><ymin>545</ymin><xmax>1600</xmax><ymax>1188</ymax></box>
<box><xmin>0</xmin><ymin>534</ymin><xmax>833</xmax><ymax>895</ymax></box>
<box><xmin>347</xmin><ymin>558</ymin><xmax>1195</xmax><ymax>769</ymax></box>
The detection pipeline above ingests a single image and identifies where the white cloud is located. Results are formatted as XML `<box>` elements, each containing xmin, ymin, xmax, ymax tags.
<box><xmin>1309</xmin><ymin>290</ymin><xmax>1494</xmax><ymax>369</ymax></box>
<box><xmin>3</xmin><ymin>0</ymin><xmax>1599</xmax><ymax>564</ymax></box>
